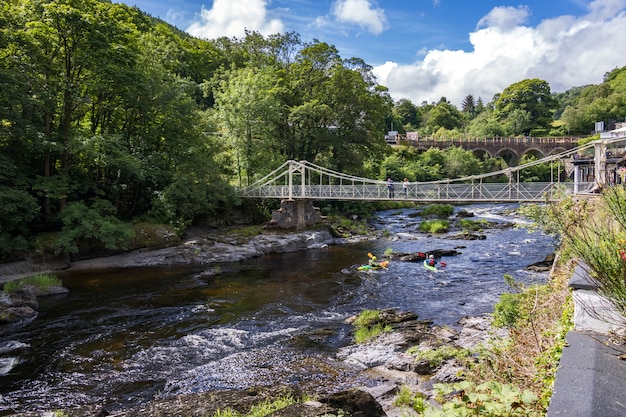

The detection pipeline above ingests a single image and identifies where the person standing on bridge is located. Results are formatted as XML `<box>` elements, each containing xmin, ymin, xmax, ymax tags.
<box><xmin>387</xmin><ymin>178</ymin><xmax>395</xmax><ymax>198</ymax></box>
<box><xmin>402</xmin><ymin>178</ymin><xmax>409</xmax><ymax>198</ymax></box>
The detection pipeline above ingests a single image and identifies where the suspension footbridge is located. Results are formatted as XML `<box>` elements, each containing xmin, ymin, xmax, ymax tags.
<box><xmin>237</xmin><ymin>137</ymin><xmax>625</xmax><ymax>227</ymax></box>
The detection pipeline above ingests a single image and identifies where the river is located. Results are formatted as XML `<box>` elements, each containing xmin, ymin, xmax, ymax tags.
<box><xmin>0</xmin><ymin>203</ymin><xmax>555</xmax><ymax>415</ymax></box>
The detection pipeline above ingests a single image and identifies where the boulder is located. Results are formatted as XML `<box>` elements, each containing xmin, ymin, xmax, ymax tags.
<box><xmin>526</xmin><ymin>253</ymin><xmax>555</xmax><ymax>272</ymax></box>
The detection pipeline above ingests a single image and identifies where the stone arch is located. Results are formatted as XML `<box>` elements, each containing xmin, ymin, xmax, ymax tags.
<box><xmin>521</xmin><ymin>148</ymin><xmax>546</xmax><ymax>161</ymax></box>
<box><xmin>472</xmin><ymin>148</ymin><xmax>492</xmax><ymax>160</ymax></box>
<box><xmin>496</xmin><ymin>148</ymin><xmax>519</xmax><ymax>166</ymax></box>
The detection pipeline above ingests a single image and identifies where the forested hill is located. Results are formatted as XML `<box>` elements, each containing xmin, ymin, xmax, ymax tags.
<box><xmin>1</xmin><ymin>0</ymin><xmax>625</xmax><ymax>262</ymax></box>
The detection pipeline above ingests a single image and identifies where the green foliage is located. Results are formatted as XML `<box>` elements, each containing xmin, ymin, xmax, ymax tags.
<box><xmin>419</xmin><ymin>204</ymin><xmax>454</xmax><ymax>217</ymax></box>
<box><xmin>560</xmin><ymin>66</ymin><xmax>626</xmax><ymax>135</ymax></box>
<box><xmin>352</xmin><ymin>309</ymin><xmax>392</xmax><ymax>344</ymax></box>
<box><xmin>518</xmin><ymin>155</ymin><xmax>564</xmax><ymax>182</ymax></box>
<box><xmin>549</xmin><ymin>188</ymin><xmax>626</xmax><ymax>322</ymax></box>
<box><xmin>426</xmin><ymin>381</ymin><xmax>540</xmax><ymax>417</ymax></box>
<box><xmin>393</xmin><ymin>385</ymin><xmax>427</xmax><ymax>413</ymax></box>
<box><xmin>492</xmin><ymin>292</ymin><xmax>524</xmax><ymax>328</ymax></box>
<box><xmin>55</xmin><ymin>200</ymin><xmax>134</xmax><ymax>255</ymax></box>
<box><xmin>407</xmin><ymin>345</ymin><xmax>471</xmax><ymax>367</ymax></box>
<box><xmin>494</xmin><ymin>78</ymin><xmax>558</xmax><ymax>132</ymax></box>
<box><xmin>420</xmin><ymin>219</ymin><xmax>450</xmax><ymax>233</ymax></box>
<box><xmin>3</xmin><ymin>274</ymin><xmax>61</xmax><ymax>294</ymax></box>
<box><xmin>211</xmin><ymin>395</ymin><xmax>301</xmax><ymax>417</ymax></box>
<box><xmin>459</xmin><ymin>219</ymin><xmax>488</xmax><ymax>231</ymax></box>
<box><xmin>0</xmin><ymin>156</ymin><xmax>39</xmax><ymax>259</ymax></box>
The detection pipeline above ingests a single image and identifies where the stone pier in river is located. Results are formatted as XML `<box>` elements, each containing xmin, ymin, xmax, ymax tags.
<box><xmin>270</xmin><ymin>199</ymin><xmax>322</xmax><ymax>229</ymax></box>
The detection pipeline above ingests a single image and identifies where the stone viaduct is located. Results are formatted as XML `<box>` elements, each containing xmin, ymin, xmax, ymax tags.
<box><xmin>388</xmin><ymin>135</ymin><xmax>584</xmax><ymax>165</ymax></box>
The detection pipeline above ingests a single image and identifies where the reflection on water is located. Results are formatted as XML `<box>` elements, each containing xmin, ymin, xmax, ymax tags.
<box><xmin>0</xmin><ymin>204</ymin><xmax>555</xmax><ymax>414</ymax></box>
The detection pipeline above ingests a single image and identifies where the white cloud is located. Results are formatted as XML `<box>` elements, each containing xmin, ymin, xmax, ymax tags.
<box><xmin>187</xmin><ymin>0</ymin><xmax>283</xmax><ymax>40</ymax></box>
<box><xmin>331</xmin><ymin>0</ymin><xmax>387</xmax><ymax>34</ymax></box>
<box><xmin>373</xmin><ymin>0</ymin><xmax>626</xmax><ymax>107</ymax></box>
<box><xmin>476</xmin><ymin>5</ymin><xmax>530</xmax><ymax>30</ymax></box>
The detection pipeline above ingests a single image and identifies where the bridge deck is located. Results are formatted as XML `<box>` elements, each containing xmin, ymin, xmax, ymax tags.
<box><xmin>241</xmin><ymin>181</ymin><xmax>591</xmax><ymax>203</ymax></box>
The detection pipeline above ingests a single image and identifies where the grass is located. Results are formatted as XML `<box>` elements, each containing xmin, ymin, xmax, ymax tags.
<box><xmin>419</xmin><ymin>219</ymin><xmax>450</xmax><ymax>233</ymax></box>
<box><xmin>407</xmin><ymin>344</ymin><xmax>472</xmax><ymax>367</ymax></box>
<box><xmin>459</xmin><ymin>218</ymin><xmax>489</xmax><ymax>231</ymax></box>
<box><xmin>352</xmin><ymin>309</ymin><xmax>392</xmax><ymax>344</ymax></box>
<box><xmin>419</xmin><ymin>204</ymin><xmax>455</xmax><ymax>218</ymax></box>
<box><xmin>3</xmin><ymin>273</ymin><xmax>62</xmax><ymax>294</ymax></box>
<box><xmin>393</xmin><ymin>385</ymin><xmax>427</xmax><ymax>413</ymax></box>
<box><xmin>212</xmin><ymin>395</ymin><xmax>302</xmax><ymax>417</ymax></box>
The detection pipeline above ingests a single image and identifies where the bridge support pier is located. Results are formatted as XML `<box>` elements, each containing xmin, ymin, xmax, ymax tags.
<box><xmin>271</xmin><ymin>199</ymin><xmax>322</xmax><ymax>229</ymax></box>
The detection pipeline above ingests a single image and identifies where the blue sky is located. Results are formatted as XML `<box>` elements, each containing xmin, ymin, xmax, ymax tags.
<box><xmin>116</xmin><ymin>0</ymin><xmax>626</xmax><ymax>107</ymax></box>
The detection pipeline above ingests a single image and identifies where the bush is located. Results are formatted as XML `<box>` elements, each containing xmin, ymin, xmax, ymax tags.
<box><xmin>55</xmin><ymin>199</ymin><xmax>134</xmax><ymax>255</ymax></box>
<box><xmin>542</xmin><ymin>188</ymin><xmax>626</xmax><ymax>329</ymax></box>
<box><xmin>429</xmin><ymin>381</ymin><xmax>540</xmax><ymax>417</ymax></box>
<box><xmin>492</xmin><ymin>292</ymin><xmax>523</xmax><ymax>328</ymax></box>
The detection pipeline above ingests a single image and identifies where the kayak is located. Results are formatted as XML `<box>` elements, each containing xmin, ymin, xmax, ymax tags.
<box><xmin>423</xmin><ymin>260</ymin><xmax>438</xmax><ymax>271</ymax></box>
<box><xmin>358</xmin><ymin>260</ymin><xmax>389</xmax><ymax>271</ymax></box>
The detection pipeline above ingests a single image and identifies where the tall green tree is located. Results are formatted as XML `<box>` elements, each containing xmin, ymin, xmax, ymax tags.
<box><xmin>394</xmin><ymin>98</ymin><xmax>419</xmax><ymax>131</ymax></box>
<box><xmin>214</xmin><ymin>65</ymin><xmax>282</xmax><ymax>186</ymax></box>
<box><xmin>494</xmin><ymin>78</ymin><xmax>557</xmax><ymax>133</ymax></box>
<box><xmin>461</xmin><ymin>94</ymin><xmax>477</xmax><ymax>119</ymax></box>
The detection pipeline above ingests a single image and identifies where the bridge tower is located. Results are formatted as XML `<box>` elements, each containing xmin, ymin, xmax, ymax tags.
<box><xmin>269</xmin><ymin>161</ymin><xmax>322</xmax><ymax>229</ymax></box>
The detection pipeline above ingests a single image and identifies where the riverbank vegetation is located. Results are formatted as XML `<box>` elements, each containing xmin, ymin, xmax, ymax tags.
<box><xmin>352</xmin><ymin>309</ymin><xmax>393</xmax><ymax>344</ymax></box>
<box><xmin>396</xmin><ymin>190</ymin><xmax>626</xmax><ymax>416</ymax></box>
<box><xmin>2</xmin><ymin>273</ymin><xmax>61</xmax><ymax>294</ymax></box>
<box><xmin>390</xmin><ymin>202</ymin><xmax>579</xmax><ymax>416</ymax></box>
<box><xmin>2</xmin><ymin>1</ymin><xmax>626</xmax><ymax>267</ymax></box>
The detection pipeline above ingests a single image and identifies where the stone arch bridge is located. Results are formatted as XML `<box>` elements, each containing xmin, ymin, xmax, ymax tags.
<box><xmin>388</xmin><ymin>135</ymin><xmax>584</xmax><ymax>165</ymax></box>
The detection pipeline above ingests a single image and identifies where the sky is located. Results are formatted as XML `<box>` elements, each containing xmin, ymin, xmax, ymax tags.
<box><xmin>116</xmin><ymin>0</ymin><xmax>626</xmax><ymax>107</ymax></box>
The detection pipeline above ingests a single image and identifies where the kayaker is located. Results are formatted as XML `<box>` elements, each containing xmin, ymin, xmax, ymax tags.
<box><xmin>427</xmin><ymin>254</ymin><xmax>436</xmax><ymax>267</ymax></box>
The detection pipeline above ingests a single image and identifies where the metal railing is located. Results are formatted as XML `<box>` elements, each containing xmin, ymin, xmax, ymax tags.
<box><xmin>237</xmin><ymin>138</ymin><xmax>626</xmax><ymax>203</ymax></box>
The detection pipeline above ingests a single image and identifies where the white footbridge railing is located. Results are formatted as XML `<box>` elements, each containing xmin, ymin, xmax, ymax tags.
<box><xmin>238</xmin><ymin>139</ymin><xmax>620</xmax><ymax>203</ymax></box>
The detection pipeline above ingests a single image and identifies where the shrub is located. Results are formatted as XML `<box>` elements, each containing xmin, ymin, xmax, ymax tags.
<box><xmin>492</xmin><ymin>292</ymin><xmax>523</xmax><ymax>328</ymax></box>
<box><xmin>212</xmin><ymin>395</ymin><xmax>302</xmax><ymax>417</ymax></box>
<box><xmin>55</xmin><ymin>199</ymin><xmax>134</xmax><ymax>255</ymax></box>
<box><xmin>540</xmin><ymin>188</ymin><xmax>626</xmax><ymax>329</ymax></box>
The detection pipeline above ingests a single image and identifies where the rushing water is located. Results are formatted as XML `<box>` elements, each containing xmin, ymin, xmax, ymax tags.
<box><xmin>0</xmin><ymin>204</ymin><xmax>555</xmax><ymax>415</ymax></box>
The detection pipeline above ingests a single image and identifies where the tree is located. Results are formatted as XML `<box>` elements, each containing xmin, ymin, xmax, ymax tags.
<box><xmin>214</xmin><ymin>65</ymin><xmax>282</xmax><ymax>186</ymax></box>
<box><xmin>443</xmin><ymin>146</ymin><xmax>482</xmax><ymax>178</ymax></box>
<box><xmin>494</xmin><ymin>79</ymin><xmax>557</xmax><ymax>133</ymax></box>
<box><xmin>461</xmin><ymin>94</ymin><xmax>477</xmax><ymax>119</ymax></box>
<box><xmin>394</xmin><ymin>98</ymin><xmax>419</xmax><ymax>130</ymax></box>
<box><xmin>422</xmin><ymin>100</ymin><xmax>466</xmax><ymax>135</ymax></box>
<box><xmin>504</xmin><ymin>109</ymin><xmax>533</xmax><ymax>136</ymax></box>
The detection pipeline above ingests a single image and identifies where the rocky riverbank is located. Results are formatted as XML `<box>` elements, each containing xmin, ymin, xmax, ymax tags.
<box><xmin>0</xmin><ymin>218</ymin><xmax>554</xmax><ymax>416</ymax></box>
<box><xmin>53</xmin><ymin>309</ymin><xmax>502</xmax><ymax>417</ymax></box>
